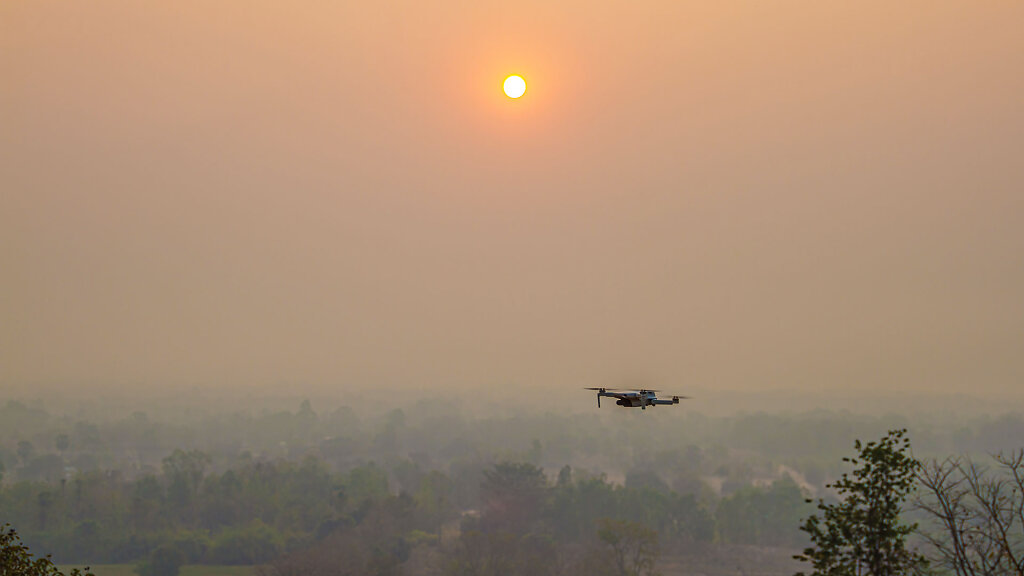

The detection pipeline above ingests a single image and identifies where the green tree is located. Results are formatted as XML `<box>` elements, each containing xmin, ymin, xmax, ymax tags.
<box><xmin>207</xmin><ymin>520</ymin><xmax>284</xmax><ymax>565</ymax></box>
<box><xmin>795</xmin><ymin>429</ymin><xmax>927</xmax><ymax>576</ymax></box>
<box><xmin>0</xmin><ymin>524</ymin><xmax>93</xmax><ymax>576</ymax></box>
<box><xmin>414</xmin><ymin>470</ymin><xmax>455</xmax><ymax>540</ymax></box>
<box><xmin>480</xmin><ymin>462</ymin><xmax>547</xmax><ymax>533</ymax></box>
<box><xmin>162</xmin><ymin>449</ymin><xmax>211</xmax><ymax>524</ymax></box>
<box><xmin>717</xmin><ymin>475</ymin><xmax>810</xmax><ymax>547</ymax></box>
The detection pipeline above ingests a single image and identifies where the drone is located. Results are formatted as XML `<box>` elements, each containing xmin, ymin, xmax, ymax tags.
<box><xmin>584</xmin><ymin>387</ymin><xmax>689</xmax><ymax>410</ymax></box>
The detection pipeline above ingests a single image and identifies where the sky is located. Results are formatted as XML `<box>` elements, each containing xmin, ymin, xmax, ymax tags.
<box><xmin>2</xmin><ymin>1</ymin><xmax>1023</xmax><ymax>400</ymax></box>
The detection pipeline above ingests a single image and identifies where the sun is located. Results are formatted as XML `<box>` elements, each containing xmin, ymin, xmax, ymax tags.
<box><xmin>503</xmin><ymin>75</ymin><xmax>526</xmax><ymax>99</ymax></box>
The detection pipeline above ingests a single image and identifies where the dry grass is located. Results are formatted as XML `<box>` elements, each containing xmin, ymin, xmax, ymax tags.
<box><xmin>60</xmin><ymin>565</ymin><xmax>256</xmax><ymax>576</ymax></box>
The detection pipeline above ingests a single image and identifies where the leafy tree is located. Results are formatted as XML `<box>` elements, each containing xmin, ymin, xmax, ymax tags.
<box><xmin>342</xmin><ymin>463</ymin><xmax>391</xmax><ymax>521</ymax></box>
<box><xmin>557</xmin><ymin>465</ymin><xmax>572</xmax><ymax>488</ymax></box>
<box><xmin>717</xmin><ymin>475</ymin><xmax>810</xmax><ymax>547</ymax></box>
<box><xmin>0</xmin><ymin>523</ymin><xmax>93</xmax><ymax>576</ymax></box>
<box><xmin>795</xmin><ymin>429</ymin><xmax>926</xmax><ymax>576</ymax></box>
<box><xmin>414</xmin><ymin>470</ymin><xmax>456</xmax><ymax>540</ymax></box>
<box><xmin>162</xmin><ymin>450</ymin><xmax>210</xmax><ymax>502</ymax></box>
<box><xmin>480</xmin><ymin>462</ymin><xmax>547</xmax><ymax>533</ymax></box>
<box><xmin>162</xmin><ymin>449</ymin><xmax>210</xmax><ymax>524</ymax></box>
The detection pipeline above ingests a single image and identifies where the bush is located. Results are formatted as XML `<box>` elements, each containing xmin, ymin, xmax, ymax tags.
<box><xmin>135</xmin><ymin>544</ymin><xmax>184</xmax><ymax>576</ymax></box>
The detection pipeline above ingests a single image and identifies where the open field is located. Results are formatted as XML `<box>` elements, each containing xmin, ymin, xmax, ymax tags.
<box><xmin>61</xmin><ymin>566</ymin><xmax>256</xmax><ymax>576</ymax></box>
<box><xmin>660</xmin><ymin>546</ymin><xmax>803</xmax><ymax>576</ymax></box>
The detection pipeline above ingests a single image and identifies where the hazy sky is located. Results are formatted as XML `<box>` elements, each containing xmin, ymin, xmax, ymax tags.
<box><xmin>3</xmin><ymin>1</ymin><xmax>1022</xmax><ymax>397</ymax></box>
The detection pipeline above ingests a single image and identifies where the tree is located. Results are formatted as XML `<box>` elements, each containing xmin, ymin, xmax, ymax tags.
<box><xmin>16</xmin><ymin>441</ymin><xmax>34</xmax><ymax>466</ymax></box>
<box><xmin>479</xmin><ymin>462</ymin><xmax>548</xmax><ymax>533</ymax></box>
<box><xmin>162</xmin><ymin>449</ymin><xmax>211</xmax><ymax>523</ymax></box>
<box><xmin>0</xmin><ymin>523</ymin><xmax>94</xmax><ymax>576</ymax></box>
<box><xmin>916</xmin><ymin>450</ymin><xmax>1024</xmax><ymax>576</ymax></box>
<box><xmin>162</xmin><ymin>450</ymin><xmax>211</xmax><ymax>500</ymax></box>
<box><xmin>557</xmin><ymin>465</ymin><xmax>572</xmax><ymax>488</ymax></box>
<box><xmin>414</xmin><ymin>470</ymin><xmax>456</xmax><ymax>541</ymax></box>
<box><xmin>718</xmin><ymin>475</ymin><xmax>810</xmax><ymax>547</ymax></box>
<box><xmin>596</xmin><ymin>518</ymin><xmax>660</xmax><ymax>576</ymax></box>
<box><xmin>206</xmin><ymin>520</ymin><xmax>284</xmax><ymax>565</ymax></box>
<box><xmin>795</xmin><ymin>429</ymin><xmax>927</xmax><ymax>576</ymax></box>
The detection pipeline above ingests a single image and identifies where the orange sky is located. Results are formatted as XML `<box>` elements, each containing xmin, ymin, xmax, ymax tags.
<box><xmin>2</xmin><ymin>1</ymin><xmax>1023</xmax><ymax>398</ymax></box>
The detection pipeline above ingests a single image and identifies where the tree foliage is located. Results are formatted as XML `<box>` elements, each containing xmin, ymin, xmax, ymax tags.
<box><xmin>0</xmin><ymin>524</ymin><xmax>93</xmax><ymax>576</ymax></box>
<box><xmin>716</xmin><ymin>475</ymin><xmax>810</xmax><ymax>547</ymax></box>
<box><xmin>795</xmin><ymin>429</ymin><xmax>926</xmax><ymax>576</ymax></box>
<box><xmin>480</xmin><ymin>462</ymin><xmax>547</xmax><ymax>533</ymax></box>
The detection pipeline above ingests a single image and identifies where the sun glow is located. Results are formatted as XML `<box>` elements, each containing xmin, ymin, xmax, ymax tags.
<box><xmin>503</xmin><ymin>75</ymin><xmax>526</xmax><ymax>98</ymax></box>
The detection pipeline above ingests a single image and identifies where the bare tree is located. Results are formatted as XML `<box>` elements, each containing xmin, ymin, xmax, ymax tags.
<box><xmin>916</xmin><ymin>450</ymin><xmax>1024</xmax><ymax>576</ymax></box>
<box><xmin>596</xmin><ymin>518</ymin><xmax>660</xmax><ymax>576</ymax></box>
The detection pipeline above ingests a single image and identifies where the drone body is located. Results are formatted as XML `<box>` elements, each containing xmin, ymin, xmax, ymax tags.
<box><xmin>584</xmin><ymin>387</ymin><xmax>688</xmax><ymax>410</ymax></box>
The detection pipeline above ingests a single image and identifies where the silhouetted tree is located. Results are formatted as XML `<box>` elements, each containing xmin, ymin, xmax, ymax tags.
<box><xmin>596</xmin><ymin>518</ymin><xmax>660</xmax><ymax>576</ymax></box>
<box><xmin>795</xmin><ymin>429</ymin><xmax>926</xmax><ymax>576</ymax></box>
<box><xmin>916</xmin><ymin>450</ymin><xmax>1024</xmax><ymax>576</ymax></box>
<box><xmin>162</xmin><ymin>449</ymin><xmax>210</xmax><ymax>524</ymax></box>
<box><xmin>480</xmin><ymin>462</ymin><xmax>547</xmax><ymax>534</ymax></box>
<box><xmin>1</xmin><ymin>523</ymin><xmax>94</xmax><ymax>576</ymax></box>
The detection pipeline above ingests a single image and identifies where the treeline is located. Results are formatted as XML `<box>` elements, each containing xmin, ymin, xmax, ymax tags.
<box><xmin>0</xmin><ymin>450</ymin><xmax>811</xmax><ymax>568</ymax></box>
<box><xmin>5</xmin><ymin>398</ymin><xmax>1024</xmax><ymax>496</ymax></box>
<box><xmin>5</xmin><ymin>397</ymin><xmax>1024</xmax><ymax>574</ymax></box>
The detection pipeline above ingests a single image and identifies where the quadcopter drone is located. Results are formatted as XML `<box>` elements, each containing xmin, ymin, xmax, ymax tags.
<box><xmin>584</xmin><ymin>387</ymin><xmax>689</xmax><ymax>410</ymax></box>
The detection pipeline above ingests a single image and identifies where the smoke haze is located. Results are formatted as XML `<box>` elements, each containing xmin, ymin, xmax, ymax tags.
<box><xmin>3</xmin><ymin>1</ymin><xmax>1022</xmax><ymax>398</ymax></box>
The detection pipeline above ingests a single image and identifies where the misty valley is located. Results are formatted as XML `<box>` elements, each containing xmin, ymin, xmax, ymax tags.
<box><xmin>3</xmin><ymin>395</ymin><xmax>1024</xmax><ymax>576</ymax></box>
<box><xmin>5</xmin><ymin>0</ymin><xmax>1023</xmax><ymax>574</ymax></box>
